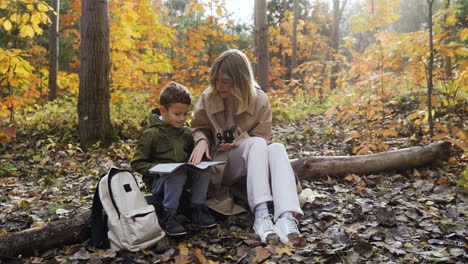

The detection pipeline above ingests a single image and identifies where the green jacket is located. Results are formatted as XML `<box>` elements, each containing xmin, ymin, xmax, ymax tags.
<box><xmin>131</xmin><ymin>109</ymin><xmax>193</xmax><ymax>188</ymax></box>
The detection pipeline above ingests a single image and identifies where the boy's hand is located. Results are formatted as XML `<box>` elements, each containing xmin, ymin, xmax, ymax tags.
<box><xmin>218</xmin><ymin>143</ymin><xmax>234</xmax><ymax>152</ymax></box>
<box><xmin>189</xmin><ymin>140</ymin><xmax>211</xmax><ymax>165</ymax></box>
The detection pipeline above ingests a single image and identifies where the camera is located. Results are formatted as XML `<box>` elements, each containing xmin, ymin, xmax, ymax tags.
<box><xmin>217</xmin><ymin>129</ymin><xmax>235</xmax><ymax>144</ymax></box>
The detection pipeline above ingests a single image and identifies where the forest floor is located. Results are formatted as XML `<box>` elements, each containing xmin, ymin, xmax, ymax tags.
<box><xmin>0</xmin><ymin>100</ymin><xmax>467</xmax><ymax>264</ymax></box>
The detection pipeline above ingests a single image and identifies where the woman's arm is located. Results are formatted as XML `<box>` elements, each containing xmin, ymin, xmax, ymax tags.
<box><xmin>190</xmin><ymin>95</ymin><xmax>213</xmax><ymax>164</ymax></box>
<box><xmin>247</xmin><ymin>92</ymin><xmax>273</xmax><ymax>141</ymax></box>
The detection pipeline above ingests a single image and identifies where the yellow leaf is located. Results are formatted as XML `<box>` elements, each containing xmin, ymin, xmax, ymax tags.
<box><xmin>327</xmin><ymin>127</ymin><xmax>333</xmax><ymax>135</ymax></box>
<box><xmin>446</xmin><ymin>12</ymin><xmax>456</xmax><ymax>26</ymax></box>
<box><xmin>460</xmin><ymin>28</ymin><xmax>468</xmax><ymax>41</ymax></box>
<box><xmin>0</xmin><ymin>230</ymin><xmax>6</xmax><ymax>236</ymax></box>
<box><xmin>380</xmin><ymin>129</ymin><xmax>398</xmax><ymax>137</ymax></box>
<box><xmin>350</xmin><ymin>131</ymin><xmax>360</xmax><ymax>138</ymax></box>
<box><xmin>179</xmin><ymin>243</ymin><xmax>189</xmax><ymax>255</ymax></box>
<box><xmin>456</xmin><ymin>130</ymin><xmax>467</xmax><ymax>140</ymax></box>
<box><xmin>27</xmin><ymin>4</ymin><xmax>34</xmax><ymax>11</ymax></box>
<box><xmin>3</xmin><ymin>19</ymin><xmax>12</xmax><ymax>31</ymax></box>
<box><xmin>37</xmin><ymin>3</ymin><xmax>49</xmax><ymax>12</ymax></box>
<box><xmin>404</xmin><ymin>242</ymin><xmax>413</xmax><ymax>247</ymax></box>
<box><xmin>19</xmin><ymin>24</ymin><xmax>35</xmax><ymax>38</ymax></box>
<box><xmin>275</xmin><ymin>245</ymin><xmax>293</xmax><ymax>256</ymax></box>
<box><xmin>455</xmin><ymin>47</ymin><xmax>468</xmax><ymax>57</ymax></box>
<box><xmin>193</xmin><ymin>248</ymin><xmax>209</xmax><ymax>264</ymax></box>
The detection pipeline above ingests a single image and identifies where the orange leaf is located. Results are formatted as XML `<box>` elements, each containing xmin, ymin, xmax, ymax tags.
<box><xmin>173</xmin><ymin>255</ymin><xmax>191</xmax><ymax>264</ymax></box>
<box><xmin>193</xmin><ymin>248</ymin><xmax>209</xmax><ymax>264</ymax></box>
<box><xmin>2</xmin><ymin>126</ymin><xmax>16</xmax><ymax>138</ymax></box>
<box><xmin>251</xmin><ymin>248</ymin><xmax>271</xmax><ymax>263</ymax></box>
<box><xmin>437</xmin><ymin>178</ymin><xmax>449</xmax><ymax>185</ymax></box>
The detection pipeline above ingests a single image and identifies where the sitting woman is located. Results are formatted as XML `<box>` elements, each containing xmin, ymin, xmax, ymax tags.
<box><xmin>188</xmin><ymin>49</ymin><xmax>303</xmax><ymax>245</ymax></box>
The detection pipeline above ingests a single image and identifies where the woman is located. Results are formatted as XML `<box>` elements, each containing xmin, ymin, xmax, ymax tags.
<box><xmin>188</xmin><ymin>49</ymin><xmax>303</xmax><ymax>245</ymax></box>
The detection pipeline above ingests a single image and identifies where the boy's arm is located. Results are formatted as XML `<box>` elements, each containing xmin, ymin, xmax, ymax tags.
<box><xmin>131</xmin><ymin>129</ymin><xmax>159</xmax><ymax>178</ymax></box>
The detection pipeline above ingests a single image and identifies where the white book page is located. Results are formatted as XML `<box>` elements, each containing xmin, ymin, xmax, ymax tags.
<box><xmin>149</xmin><ymin>161</ymin><xmax>225</xmax><ymax>174</ymax></box>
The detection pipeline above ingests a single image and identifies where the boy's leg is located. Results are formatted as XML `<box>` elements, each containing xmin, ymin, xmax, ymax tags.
<box><xmin>155</xmin><ymin>168</ymin><xmax>188</xmax><ymax>236</ymax></box>
<box><xmin>188</xmin><ymin>168</ymin><xmax>216</xmax><ymax>227</ymax></box>
<box><xmin>160</xmin><ymin>169</ymin><xmax>187</xmax><ymax>211</ymax></box>
<box><xmin>188</xmin><ymin>168</ymin><xmax>211</xmax><ymax>205</ymax></box>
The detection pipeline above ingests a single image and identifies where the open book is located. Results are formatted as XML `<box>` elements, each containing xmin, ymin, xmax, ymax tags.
<box><xmin>149</xmin><ymin>161</ymin><xmax>225</xmax><ymax>174</ymax></box>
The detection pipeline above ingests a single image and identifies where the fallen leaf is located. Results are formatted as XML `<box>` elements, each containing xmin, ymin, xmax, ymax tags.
<box><xmin>251</xmin><ymin>248</ymin><xmax>271</xmax><ymax>263</ymax></box>
<box><xmin>193</xmin><ymin>248</ymin><xmax>209</xmax><ymax>264</ymax></box>
<box><xmin>173</xmin><ymin>255</ymin><xmax>190</xmax><ymax>264</ymax></box>
<box><xmin>178</xmin><ymin>243</ymin><xmax>189</xmax><ymax>255</ymax></box>
<box><xmin>274</xmin><ymin>245</ymin><xmax>293</xmax><ymax>256</ymax></box>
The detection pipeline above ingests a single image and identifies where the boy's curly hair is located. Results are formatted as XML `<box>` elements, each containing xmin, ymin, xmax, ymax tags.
<box><xmin>159</xmin><ymin>82</ymin><xmax>191</xmax><ymax>107</ymax></box>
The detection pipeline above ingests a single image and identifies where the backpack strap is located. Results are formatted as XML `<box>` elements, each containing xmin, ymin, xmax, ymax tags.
<box><xmin>91</xmin><ymin>173</ymin><xmax>110</xmax><ymax>249</ymax></box>
<box><xmin>106</xmin><ymin>167</ymin><xmax>138</xmax><ymax>219</ymax></box>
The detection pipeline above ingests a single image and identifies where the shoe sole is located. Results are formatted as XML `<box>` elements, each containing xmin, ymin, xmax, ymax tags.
<box><xmin>253</xmin><ymin>226</ymin><xmax>279</xmax><ymax>245</ymax></box>
<box><xmin>197</xmin><ymin>223</ymin><xmax>217</xmax><ymax>228</ymax></box>
<box><xmin>164</xmin><ymin>230</ymin><xmax>188</xmax><ymax>236</ymax></box>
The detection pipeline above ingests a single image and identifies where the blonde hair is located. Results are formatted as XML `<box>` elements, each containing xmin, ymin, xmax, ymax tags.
<box><xmin>209</xmin><ymin>49</ymin><xmax>256</xmax><ymax>113</ymax></box>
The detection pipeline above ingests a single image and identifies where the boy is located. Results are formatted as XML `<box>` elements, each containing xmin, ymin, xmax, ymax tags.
<box><xmin>131</xmin><ymin>82</ymin><xmax>216</xmax><ymax>236</ymax></box>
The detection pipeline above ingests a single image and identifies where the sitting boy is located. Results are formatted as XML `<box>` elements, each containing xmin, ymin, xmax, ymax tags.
<box><xmin>131</xmin><ymin>82</ymin><xmax>216</xmax><ymax>236</ymax></box>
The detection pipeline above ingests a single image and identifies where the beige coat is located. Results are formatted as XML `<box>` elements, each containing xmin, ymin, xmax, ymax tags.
<box><xmin>191</xmin><ymin>87</ymin><xmax>273</xmax><ymax>214</ymax></box>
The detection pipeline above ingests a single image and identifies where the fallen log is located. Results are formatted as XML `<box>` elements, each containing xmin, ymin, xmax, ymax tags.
<box><xmin>0</xmin><ymin>141</ymin><xmax>452</xmax><ymax>259</ymax></box>
<box><xmin>291</xmin><ymin>141</ymin><xmax>451</xmax><ymax>180</ymax></box>
<box><xmin>0</xmin><ymin>211</ymin><xmax>91</xmax><ymax>260</ymax></box>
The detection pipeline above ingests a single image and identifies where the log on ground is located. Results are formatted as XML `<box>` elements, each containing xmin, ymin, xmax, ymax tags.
<box><xmin>0</xmin><ymin>211</ymin><xmax>91</xmax><ymax>260</ymax></box>
<box><xmin>291</xmin><ymin>141</ymin><xmax>451</xmax><ymax>180</ymax></box>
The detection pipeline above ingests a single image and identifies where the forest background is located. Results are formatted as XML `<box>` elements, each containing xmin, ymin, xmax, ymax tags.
<box><xmin>0</xmin><ymin>0</ymin><xmax>467</xmax><ymax>263</ymax></box>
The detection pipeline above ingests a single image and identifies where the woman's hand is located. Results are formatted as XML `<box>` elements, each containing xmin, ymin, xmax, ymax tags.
<box><xmin>189</xmin><ymin>140</ymin><xmax>211</xmax><ymax>165</ymax></box>
<box><xmin>218</xmin><ymin>143</ymin><xmax>234</xmax><ymax>152</ymax></box>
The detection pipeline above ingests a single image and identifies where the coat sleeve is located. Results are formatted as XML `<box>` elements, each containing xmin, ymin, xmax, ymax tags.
<box><xmin>191</xmin><ymin>95</ymin><xmax>213</xmax><ymax>146</ymax></box>
<box><xmin>131</xmin><ymin>129</ymin><xmax>159</xmax><ymax>182</ymax></box>
<box><xmin>250</xmin><ymin>94</ymin><xmax>272</xmax><ymax>141</ymax></box>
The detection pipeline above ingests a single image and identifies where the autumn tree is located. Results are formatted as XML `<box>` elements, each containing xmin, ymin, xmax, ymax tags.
<box><xmin>329</xmin><ymin>0</ymin><xmax>346</xmax><ymax>90</ymax></box>
<box><xmin>78</xmin><ymin>0</ymin><xmax>113</xmax><ymax>148</ymax></box>
<box><xmin>255</xmin><ymin>0</ymin><xmax>269</xmax><ymax>91</ymax></box>
<box><xmin>426</xmin><ymin>0</ymin><xmax>435</xmax><ymax>137</ymax></box>
<box><xmin>48</xmin><ymin>0</ymin><xmax>59</xmax><ymax>101</ymax></box>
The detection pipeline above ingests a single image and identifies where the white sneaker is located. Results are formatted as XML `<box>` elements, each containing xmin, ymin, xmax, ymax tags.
<box><xmin>253</xmin><ymin>214</ymin><xmax>279</xmax><ymax>244</ymax></box>
<box><xmin>275</xmin><ymin>216</ymin><xmax>300</xmax><ymax>244</ymax></box>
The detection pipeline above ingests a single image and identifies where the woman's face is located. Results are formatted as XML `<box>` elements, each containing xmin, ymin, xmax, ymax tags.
<box><xmin>215</xmin><ymin>72</ymin><xmax>233</xmax><ymax>98</ymax></box>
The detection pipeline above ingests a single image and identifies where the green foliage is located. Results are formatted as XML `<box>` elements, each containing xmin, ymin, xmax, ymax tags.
<box><xmin>456</xmin><ymin>166</ymin><xmax>468</xmax><ymax>192</ymax></box>
<box><xmin>271</xmin><ymin>90</ymin><xmax>335</xmax><ymax>121</ymax></box>
<box><xmin>111</xmin><ymin>91</ymin><xmax>151</xmax><ymax>139</ymax></box>
<box><xmin>16</xmin><ymin>96</ymin><xmax>78</xmax><ymax>142</ymax></box>
<box><xmin>0</xmin><ymin>160</ymin><xmax>17</xmax><ymax>177</ymax></box>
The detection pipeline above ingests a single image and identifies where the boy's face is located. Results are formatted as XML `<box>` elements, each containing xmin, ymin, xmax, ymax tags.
<box><xmin>160</xmin><ymin>103</ymin><xmax>190</xmax><ymax>128</ymax></box>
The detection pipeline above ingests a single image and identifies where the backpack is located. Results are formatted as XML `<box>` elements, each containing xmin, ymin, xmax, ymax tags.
<box><xmin>91</xmin><ymin>167</ymin><xmax>165</xmax><ymax>252</ymax></box>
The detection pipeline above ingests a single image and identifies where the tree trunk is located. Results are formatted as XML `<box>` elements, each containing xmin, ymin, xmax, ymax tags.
<box><xmin>329</xmin><ymin>0</ymin><xmax>346</xmax><ymax>91</ymax></box>
<box><xmin>291</xmin><ymin>141</ymin><xmax>451</xmax><ymax>180</ymax></box>
<box><xmin>48</xmin><ymin>0</ymin><xmax>59</xmax><ymax>101</ymax></box>
<box><xmin>291</xmin><ymin>0</ymin><xmax>298</xmax><ymax>78</ymax></box>
<box><xmin>426</xmin><ymin>0</ymin><xmax>435</xmax><ymax>137</ymax></box>
<box><xmin>254</xmin><ymin>0</ymin><xmax>269</xmax><ymax>92</ymax></box>
<box><xmin>78</xmin><ymin>0</ymin><xmax>114</xmax><ymax>149</ymax></box>
<box><xmin>0</xmin><ymin>211</ymin><xmax>91</xmax><ymax>259</ymax></box>
<box><xmin>0</xmin><ymin>142</ymin><xmax>451</xmax><ymax>258</ymax></box>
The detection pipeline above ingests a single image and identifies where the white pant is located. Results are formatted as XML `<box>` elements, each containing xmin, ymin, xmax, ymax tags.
<box><xmin>222</xmin><ymin>137</ymin><xmax>303</xmax><ymax>220</ymax></box>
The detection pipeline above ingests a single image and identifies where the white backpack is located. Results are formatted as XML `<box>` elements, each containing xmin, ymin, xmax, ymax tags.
<box><xmin>91</xmin><ymin>167</ymin><xmax>165</xmax><ymax>251</ymax></box>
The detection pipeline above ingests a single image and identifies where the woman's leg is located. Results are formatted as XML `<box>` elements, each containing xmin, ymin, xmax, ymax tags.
<box><xmin>268</xmin><ymin>143</ymin><xmax>303</xmax><ymax>220</ymax></box>
<box><xmin>268</xmin><ymin>143</ymin><xmax>303</xmax><ymax>244</ymax></box>
<box><xmin>223</xmin><ymin>137</ymin><xmax>272</xmax><ymax>211</ymax></box>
